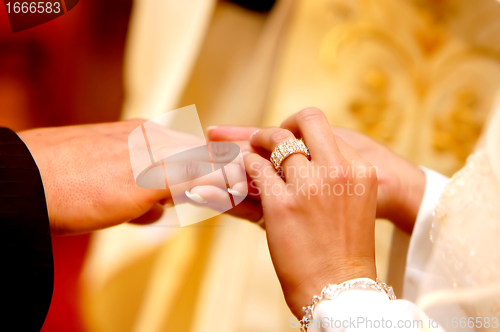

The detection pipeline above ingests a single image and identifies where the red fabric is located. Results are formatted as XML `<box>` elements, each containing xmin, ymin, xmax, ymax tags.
<box><xmin>41</xmin><ymin>234</ymin><xmax>90</xmax><ymax>332</ymax></box>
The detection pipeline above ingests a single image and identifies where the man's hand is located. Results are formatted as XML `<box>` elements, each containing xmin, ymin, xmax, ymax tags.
<box><xmin>17</xmin><ymin>119</ymin><xmax>172</xmax><ymax>234</ymax></box>
<box><xmin>208</xmin><ymin>125</ymin><xmax>425</xmax><ymax>234</ymax></box>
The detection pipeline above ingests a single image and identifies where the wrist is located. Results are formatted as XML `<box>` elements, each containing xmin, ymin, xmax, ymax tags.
<box><xmin>286</xmin><ymin>260</ymin><xmax>376</xmax><ymax>318</ymax></box>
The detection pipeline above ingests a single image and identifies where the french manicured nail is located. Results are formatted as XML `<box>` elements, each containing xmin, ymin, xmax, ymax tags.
<box><xmin>228</xmin><ymin>188</ymin><xmax>245</xmax><ymax>196</ymax></box>
<box><xmin>250</xmin><ymin>129</ymin><xmax>259</xmax><ymax>139</ymax></box>
<box><xmin>242</xmin><ymin>151</ymin><xmax>250</xmax><ymax>157</ymax></box>
<box><xmin>185</xmin><ymin>190</ymin><xmax>207</xmax><ymax>203</ymax></box>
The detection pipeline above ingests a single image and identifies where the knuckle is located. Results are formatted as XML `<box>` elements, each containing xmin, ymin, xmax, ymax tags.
<box><xmin>297</xmin><ymin>108</ymin><xmax>325</xmax><ymax>122</ymax></box>
<box><xmin>355</xmin><ymin>160</ymin><xmax>378</xmax><ymax>182</ymax></box>
<box><xmin>210</xmin><ymin>142</ymin><xmax>231</xmax><ymax>158</ymax></box>
<box><xmin>183</xmin><ymin>161</ymin><xmax>201</xmax><ymax>181</ymax></box>
<box><xmin>368</xmin><ymin>163</ymin><xmax>379</xmax><ymax>180</ymax></box>
<box><xmin>270</xmin><ymin>129</ymin><xmax>294</xmax><ymax>145</ymax></box>
<box><xmin>336</xmin><ymin>160</ymin><xmax>351</xmax><ymax>180</ymax></box>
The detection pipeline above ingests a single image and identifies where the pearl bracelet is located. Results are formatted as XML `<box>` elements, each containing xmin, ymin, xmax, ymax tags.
<box><xmin>299</xmin><ymin>278</ymin><xmax>396</xmax><ymax>332</ymax></box>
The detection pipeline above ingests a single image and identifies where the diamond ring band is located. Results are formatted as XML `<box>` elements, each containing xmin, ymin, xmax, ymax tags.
<box><xmin>270</xmin><ymin>138</ymin><xmax>310</xmax><ymax>171</ymax></box>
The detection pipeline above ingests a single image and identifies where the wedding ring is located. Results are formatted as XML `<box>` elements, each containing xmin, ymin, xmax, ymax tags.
<box><xmin>270</xmin><ymin>138</ymin><xmax>310</xmax><ymax>171</ymax></box>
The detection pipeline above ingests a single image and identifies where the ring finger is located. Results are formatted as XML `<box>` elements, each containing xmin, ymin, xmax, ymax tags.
<box><xmin>250</xmin><ymin>127</ymin><xmax>310</xmax><ymax>180</ymax></box>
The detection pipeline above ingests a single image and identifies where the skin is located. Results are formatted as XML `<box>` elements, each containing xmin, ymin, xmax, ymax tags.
<box><xmin>16</xmin><ymin>110</ymin><xmax>426</xmax><ymax>319</ymax></box>
<box><xmin>17</xmin><ymin>119</ymin><xmax>251</xmax><ymax>235</ymax></box>
<box><xmin>17</xmin><ymin>119</ymin><xmax>170</xmax><ymax>235</ymax></box>
<box><xmin>242</xmin><ymin>108</ymin><xmax>379</xmax><ymax>317</ymax></box>
<box><xmin>208</xmin><ymin>120</ymin><xmax>426</xmax><ymax>234</ymax></box>
<box><xmin>205</xmin><ymin>108</ymin><xmax>427</xmax><ymax>318</ymax></box>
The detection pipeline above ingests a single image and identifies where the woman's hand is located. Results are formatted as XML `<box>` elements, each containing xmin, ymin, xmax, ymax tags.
<box><xmin>208</xmin><ymin>123</ymin><xmax>425</xmax><ymax>234</ymax></box>
<box><xmin>327</xmin><ymin>128</ymin><xmax>425</xmax><ymax>234</ymax></box>
<box><xmin>242</xmin><ymin>108</ymin><xmax>378</xmax><ymax>317</ymax></box>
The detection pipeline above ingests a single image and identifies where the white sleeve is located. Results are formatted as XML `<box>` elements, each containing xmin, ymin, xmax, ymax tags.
<box><xmin>308</xmin><ymin>286</ymin><xmax>444</xmax><ymax>331</ymax></box>
<box><xmin>403</xmin><ymin>167</ymin><xmax>449</xmax><ymax>302</ymax></box>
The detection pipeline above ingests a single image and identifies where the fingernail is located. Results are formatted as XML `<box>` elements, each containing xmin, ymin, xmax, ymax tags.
<box><xmin>206</xmin><ymin>126</ymin><xmax>218</xmax><ymax>135</ymax></box>
<box><xmin>228</xmin><ymin>188</ymin><xmax>245</xmax><ymax>196</ymax></box>
<box><xmin>250</xmin><ymin>129</ymin><xmax>259</xmax><ymax>139</ymax></box>
<box><xmin>185</xmin><ymin>190</ymin><xmax>207</xmax><ymax>203</ymax></box>
<box><xmin>242</xmin><ymin>151</ymin><xmax>250</xmax><ymax>157</ymax></box>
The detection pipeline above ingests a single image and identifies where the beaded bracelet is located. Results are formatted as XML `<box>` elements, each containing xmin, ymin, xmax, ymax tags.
<box><xmin>299</xmin><ymin>278</ymin><xmax>396</xmax><ymax>332</ymax></box>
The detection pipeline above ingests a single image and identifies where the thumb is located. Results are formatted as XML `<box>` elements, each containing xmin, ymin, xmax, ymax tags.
<box><xmin>129</xmin><ymin>203</ymin><xmax>164</xmax><ymax>225</ymax></box>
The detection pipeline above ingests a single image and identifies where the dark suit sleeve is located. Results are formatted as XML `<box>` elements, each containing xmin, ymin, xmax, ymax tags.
<box><xmin>0</xmin><ymin>128</ymin><xmax>54</xmax><ymax>331</ymax></box>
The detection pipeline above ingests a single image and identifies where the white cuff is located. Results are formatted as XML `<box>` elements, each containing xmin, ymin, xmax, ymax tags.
<box><xmin>310</xmin><ymin>288</ymin><xmax>389</xmax><ymax>331</ymax></box>
<box><xmin>403</xmin><ymin>167</ymin><xmax>449</xmax><ymax>302</ymax></box>
<box><xmin>311</xmin><ymin>288</ymin><xmax>444</xmax><ymax>331</ymax></box>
